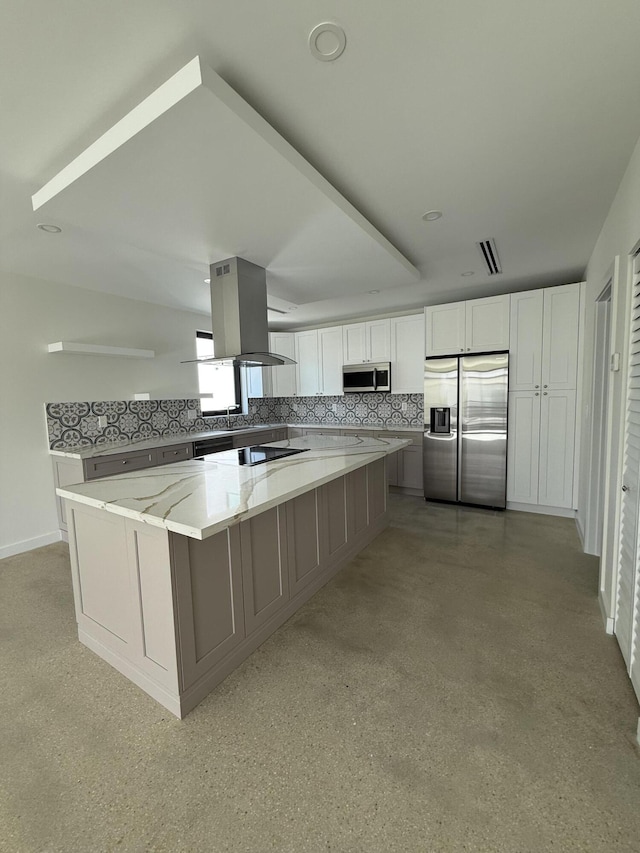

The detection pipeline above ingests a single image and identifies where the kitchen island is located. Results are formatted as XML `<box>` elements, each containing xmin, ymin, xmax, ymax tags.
<box><xmin>57</xmin><ymin>434</ymin><xmax>409</xmax><ymax>717</ymax></box>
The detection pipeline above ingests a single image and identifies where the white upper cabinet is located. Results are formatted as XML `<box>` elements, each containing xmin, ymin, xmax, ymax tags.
<box><xmin>295</xmin><ymin>330</ymin><xmax>321</xmax><ymax>396</ymax></box>
<box><xmin>269</xmin><ymin>332</ymin><xmax>297</xmax><ymax>398</ymax></box>
<box><xmin>509</xmin><ymin>283</ymin><xmax>580</xmax><ymax>391</ymax></box>
<box><xmin>390</xmin><ymin>314</ymin><xmax>425</xmax><ymax>394</ymax></box>
<box><xmin>425</xmin><ymin>302</ymin><xmax>466</xmax><ymax>356</ymax></box>
<box><xmin>509</xmin><ymin>290</ymin><xmax>544</xmax><ymax>391</ymax></box>
<box><xmin>541</xmin><ymin>284</ymin><xmax>580</xmax><ymax>390</ymax></box>
<box><xmin>343</xmin><ymin>320</ymin><xmax>390</xmax><ymax>363</ymax></box>
<box><xmin>295</xmin><ymin>327</ymin><xmax>344</xmax><ymax>396</ymax></box>
<box><xmin>318</xmin><ymin>327</ymin><xmax>344</xmax><ymax>395</ymax></box>
<box><xmin>465</xmin><ymin>295</ymin><xmax>510</xmax><ymax>353</ymax></box>
<box><xmin>425</xmin><ymin>295</ymin><xmax>509</xmax><ymax>357</ymax></box>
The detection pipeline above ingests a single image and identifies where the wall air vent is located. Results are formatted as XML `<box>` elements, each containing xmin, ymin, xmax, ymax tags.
<box><xmin>476</xmin><ymin>239</ymin><xmax>502</xmax><ymax>275</ymax></box>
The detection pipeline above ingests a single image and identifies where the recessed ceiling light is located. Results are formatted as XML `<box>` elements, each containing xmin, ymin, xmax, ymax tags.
<box><xmin>369</xmin><ymin>290</ymin><xmax>380</xmax><ymax>294</ymax></box>
<box><xmin>422</xmin><ymin>211</ymin><xmax>443</xmax><ymax>222</ymax></box>
<box><xmin>37</xmin><ymin>223</ymin><xmax>62</xmax><ymax>233</ymax></box>
<box><xmin>309</xmin><ymin>23</ymin><xmax>347</xmax><ymax>62</ymax></box>
<box><xmin>461</xmin><ymin>271</ymin><xmax>475</xmax><ymax>277</ymax></box>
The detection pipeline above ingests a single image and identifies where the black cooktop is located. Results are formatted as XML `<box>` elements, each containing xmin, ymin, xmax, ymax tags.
<box><xmin>195</xmin><ymin>445</ymin><xmax>309</xmax><ymax>466</ymax></box>
<box><xmin>236</xmin><ymin>445</ymin><xmax>308</xmax><ymax>466</ymax></box>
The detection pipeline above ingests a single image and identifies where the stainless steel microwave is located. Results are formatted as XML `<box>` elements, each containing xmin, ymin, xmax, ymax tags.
<box><xmin>342</xmin><ymin>362</ymin><xmax>391</xmax><ymax>393</ymax></box>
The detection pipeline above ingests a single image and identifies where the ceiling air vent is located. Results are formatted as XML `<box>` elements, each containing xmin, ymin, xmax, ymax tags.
<box><xmin>476</xmin><ymin>239</ymin><xmax>502</xmax><ymax>275</ymax></box>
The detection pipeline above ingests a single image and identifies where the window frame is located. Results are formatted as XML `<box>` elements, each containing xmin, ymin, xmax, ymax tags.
<box><xmin>196</xmin><ymin>331</ymin><xmax>243</xmax><ymax>417</ymax></box>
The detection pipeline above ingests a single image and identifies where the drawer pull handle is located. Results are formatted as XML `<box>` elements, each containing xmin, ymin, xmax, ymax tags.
<box><xmin>122</xmin><ymin>460</ymin><xmax>128</xmax><ymax>465</ymax></box>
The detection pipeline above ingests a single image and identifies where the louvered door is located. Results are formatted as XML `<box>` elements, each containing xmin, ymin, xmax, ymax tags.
<box><xmin>617</xmin><ymin>251</ymin><xmax>640</xmax><ymax>702</ymax></box>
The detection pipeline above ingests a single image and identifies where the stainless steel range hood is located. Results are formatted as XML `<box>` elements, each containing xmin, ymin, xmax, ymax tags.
<box><xmin>189</xmin><ymin>257</ymin><xmax>295</xmax><ymax>367</ymax></box>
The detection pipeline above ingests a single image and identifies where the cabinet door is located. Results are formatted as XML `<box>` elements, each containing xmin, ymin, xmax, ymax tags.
<box><xmin>390</xmin><ymin>314</ymin><xmax>425</xmax><ymax>393</ymax></box>
<box><xmin>398</xmin><ymin>445</ymin><xmax>424</xmax><ymax>490</ymax></box>
<box><xmin>425</xmin><ymin>303</ymin><xmax>466</xmax><ymax>356</ymax></box>
<box><xmin>270</xmin><ymin>332</ymin><xmax>297</xmax><ymax>398</ymax></box>
<box><xmin>366</xmin><ymin>319</ymin><xmax>391</xmax><ymax>362</ymax></box>
<box><xmin>342</xmin><ymin>323</ymin><xmax>367</xmax><ymax>363</ymax></box>
<box><xmin>52</xmin><ymin>457</ymin><xmax>84</xmax><ymax>529</ymax></box>
<box><xmin>542</xmin><ymin>284</ymin><xmax>580</xmax><ymax>390</ymax></box>
<box><xmin>507</xmin><ymin>391</ymin><xmax>541</xmax><ymax>504</ymax></box>
<box><xmin>509</xmin><ymin>290</ymin><xmax>543</xmax><ymax>391</ymax></box>
<box><xmin>295</xmin><ymin>330</ymin><xmax>320</xmax><ymax>396</ymax></box>
<box><xmin>465</xmin><ymin>295</ymin><xmax>510</xmax><ymax>353</ymax></box>
<box><xmin>538</xmin><ymin>389</ymin><xmax>576</xmax><ymax>508</ymax></box>
<box><xmin>244</xmin><ymin>365</ymin><xmax>267</xmax><ymax>399</ymax></box>
<box><xmin>318</xmin><ymin>326</ymin><xmax>344</xmax><ymax>395</ymax></box>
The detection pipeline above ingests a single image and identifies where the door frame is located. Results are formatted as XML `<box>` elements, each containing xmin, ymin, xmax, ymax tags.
<box><xmin>600</xmin><ymin>251</ymin><xmax>634</xmax><ymax>633</ymax></box>
<box><xmin>585</xmin><ymin>278</ymin><xmax>613</xmax><ymax>556</ymax></box>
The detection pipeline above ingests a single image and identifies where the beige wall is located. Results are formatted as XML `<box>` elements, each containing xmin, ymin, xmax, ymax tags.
<box><xmin>0</xmin><ymin>272</ymin><xmax>209</xmax><ymax>557</ymax></box>
<box><xmin>576</xmin><ymin>132</ymin><xmax>640</xmax><ymax>619</ymax></box>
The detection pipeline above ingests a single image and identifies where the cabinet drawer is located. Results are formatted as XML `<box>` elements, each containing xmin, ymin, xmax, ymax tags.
<box><xmin>340</xmin><ymin>429</ymin><xmax>375</xmax><ymax>438</ymax></box>
<box><xmin>157</xmin><ymin>443</ymin><xmax>193</xmax><ymax>465</ymax></box>
<box><xmin>84</xmin><ymin>449</ymin><xmax>157</xmax><ymax>480</ymax></box>
<box><xmin>233</xmin><ymin>432</ymin><xmax>260</xmax><ymax>448</ymax></box>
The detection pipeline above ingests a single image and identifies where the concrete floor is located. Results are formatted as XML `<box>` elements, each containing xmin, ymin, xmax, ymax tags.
<box><xmin>1</xmin><ymin>496</ymin><xmax>639</xmax><ymax>853</ymax></box>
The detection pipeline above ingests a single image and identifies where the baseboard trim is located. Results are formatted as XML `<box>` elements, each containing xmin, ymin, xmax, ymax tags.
<box><xmin>506</xmin><ymin>502</ymin><xmax>576</xmax><ymax>519</ymax></box>
<box><xmin>0</xmin><ymin>530</ymin><xmax>62</xmax><ymax>561</ymax></box>
<box><xmin>575</xmin><ymin>514</ymin><xmax>586</xmax><ymax>550</ymax></box>
<box><xmin>598</xmin><ymin>591</ymin><xmax>615</xmax><ymax>635</ymax></box>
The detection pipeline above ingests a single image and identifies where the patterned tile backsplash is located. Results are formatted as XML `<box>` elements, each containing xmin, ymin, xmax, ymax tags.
<box><xmin>46</xmin><ymin>394</ymin><xmax>423</xmax><ymax>449</ymax></box>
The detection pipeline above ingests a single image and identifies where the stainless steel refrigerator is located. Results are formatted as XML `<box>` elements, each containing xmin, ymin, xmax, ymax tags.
<box><xmin>423</xmin><ymin>352</ymin><xmax>509</xmax><ymax>509</ymax></box>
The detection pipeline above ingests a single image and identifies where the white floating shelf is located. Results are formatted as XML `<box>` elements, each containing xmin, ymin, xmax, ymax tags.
<box><xmin>48</xmin><ymin>342</ymin><xmax>155</xmax><ymax>358</ymax></box>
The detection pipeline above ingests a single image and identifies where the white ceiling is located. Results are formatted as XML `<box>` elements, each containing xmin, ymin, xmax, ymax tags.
<box><xmin>2</xmin><ymin>0</ymin><xmax>640</xmax><ymax>329</ymax></box>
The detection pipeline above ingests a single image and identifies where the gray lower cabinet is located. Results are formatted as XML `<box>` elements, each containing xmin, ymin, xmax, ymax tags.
<box><xmin>52</xmin><ymin>456</ymin><xmax>84</xmax><ymax>531</ymax></box>
<box><xmin>379</xmin><ymin>431</ymin><xmax>423</xmax><ymax>493</ymax></box>
<box><xmin>64</xmin><ymin>458</ymin><xmax>389</xmax><ymax>718</ymax></box>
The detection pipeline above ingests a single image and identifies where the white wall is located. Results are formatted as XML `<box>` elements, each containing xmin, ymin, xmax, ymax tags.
<box><xmin>0</xmin><ymin>272</ymin><xmax>210</xmax><ymax>557</ymax></box>
<box><xmin>576</xmin><ymin>132</ymin><xmax>640</xmax><ymax>622</ymax></box>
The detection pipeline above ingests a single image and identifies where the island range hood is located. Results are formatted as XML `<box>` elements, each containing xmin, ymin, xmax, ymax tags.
<box><xmin>188</xmin><ymin>257</ymin><xmax>295</xmax><ymax>367</ymax></box>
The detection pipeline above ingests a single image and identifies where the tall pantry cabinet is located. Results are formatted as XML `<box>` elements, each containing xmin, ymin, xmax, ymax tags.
<box><xmin>507</xmin><ymin>284</ymin><xmax>581</xmax><ymax>510</ymax></box>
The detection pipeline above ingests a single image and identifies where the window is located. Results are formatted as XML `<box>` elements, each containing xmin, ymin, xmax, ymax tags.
<box><xmin>196</xmin><ymin>331</ymin><xmax>242</xmax><ymax>416</ymax></box>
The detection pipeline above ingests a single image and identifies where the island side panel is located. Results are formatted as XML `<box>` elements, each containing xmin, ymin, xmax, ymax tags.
<box><xmin>239</xmin><ymin>506</ymin><xmax>289</xmax><ymax>635</ymax></box>
<box><xmin>286</xmin><ymin>489</ymin><xmax>322</xmax><ymax>597</ymax></box>
<box><xmin>170</xmin><ymin>525</ymin><xmax>245</xmax><ymax>692</ymax></box>
<box><xmin>319</xmin><ymin>475</ymin><xmax>349</xmax><ymax>567</ymax></box>
<box><xmin>367</xmin><ymin>457</ymin><xmax>387</xmax><ymax>523</ymax></box>
<box><xmin>346</xmin><ymin>465</ymin><xmax>369</xmax><ymax>539</ymax></box>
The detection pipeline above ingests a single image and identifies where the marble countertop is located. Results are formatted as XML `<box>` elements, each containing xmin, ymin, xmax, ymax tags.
<box><xmin>50</xmin><ymin>422</ymin><xmax>423</xmax><ymax>459</ymax></box>
<box><xmin>56</xmin><ymin>434</ymin><xmax>410</xmax><ymax>540</ymax></box>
